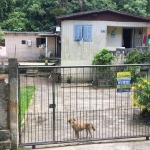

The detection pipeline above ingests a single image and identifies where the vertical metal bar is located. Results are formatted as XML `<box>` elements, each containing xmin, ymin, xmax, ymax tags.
<box><xmin>108</xmin><ymin>66</ymin><xmax>111</xmax><ymax>138</ymax></box>
<box><xmin>95</xmin><ymin>67</ymin><xmax>98</xmax><ymax>139</ymax></box>
<box><xmin>38</xmin><ymin>112</ymin><xmax>39</xmax><ymax>142</ymax></box>
<box><xmin>80</xmin><ymin>110</ymin><xmax>81</xmax><ymax>140</ymax></box>
<box><xmin>73</xmin><ymin>110</ymin><xmax>74</xmax><ymax>140</ymax></box>
<box><xmin>76</xmin><ymin>67</ymin><xmax>78</xmax><ymax>122</ymax></box>
<box><xmin>96</xmin><ymin>108</ymin><xmax>101</xmax><ymax>138</ymax></box>
<box><xmin>18</xmin><ymin>69</ymin><xmax>21</xmax><ymax>144</ymax></box>
<box><xmin>115</xmin><ymin>69</ymin><xmax>117</xmax><ymax>138</ymax></box>
<box><xmin>45</xmin><ymin>112</ymin><xmax>46</xmax><ymax>141</ymax></box>
<box><xmin>67</xmin><ymin>111</ymin><xmax>68</xmax><ymax>141</ymax></box>
<box><xmin>45</xmin><ymin>36</ymin><xmax>48</xmax><ymax>57</ymax></box>
<box><xmin>48</xmin><ymin>68</ymin><xmax>50</xmax><ymax>142</ymax></box>
<box><xmin>60</xmin><ymin>111</ymin><xmax>61</xmax><ymax>141</ymax></box>
<box><xmin>52</xmin><ymin>69</ymin><xmax>56</xmax><ymax>142</ymax></box>
<box><xmin>83</xmin><ymin>67</ymin><xmax>84</xmax><ymax>139</ymax></box>
<box><xmin>61</xmin><ymin>68</ymin><xmax>64</xmax><ymax>140</ymax></box>
<box><xmin>31</xmin><ymin>113</ymin><xmax>32</xmax><ymax>142</ymax></box>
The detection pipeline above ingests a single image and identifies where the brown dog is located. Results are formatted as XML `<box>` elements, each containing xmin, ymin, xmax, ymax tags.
<box><xmin>68</xmin><ymin>118</ymin><xmax>95</xmax><ymax>139</ymax></box>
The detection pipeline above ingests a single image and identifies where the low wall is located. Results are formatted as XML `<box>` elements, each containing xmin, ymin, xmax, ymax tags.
<box><xmin>0</xmin><ymin>76</ymin><xmax>11</xmax><ymax>149</ymax></box>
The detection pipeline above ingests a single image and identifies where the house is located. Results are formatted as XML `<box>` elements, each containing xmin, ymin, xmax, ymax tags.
<box><xmin>0</xmin><ymin>29</ymin><xmax>61</xmax><ymax>62</ymax></box>
<box><xmin>56</xmin><ymin>8</ymin><xmax>150</xmax><ymax>66</ymax></box>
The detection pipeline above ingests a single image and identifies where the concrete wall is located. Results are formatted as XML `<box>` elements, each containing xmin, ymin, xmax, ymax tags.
<box><xmin>0</xmin><ymin>77</ymin><xmax>11</xmax><ymax>149</ymax></box>
<box><xmin>0</xmin><ymin>77</ymin><xmax>8</xmax><ymax>129</ymax></box>
<box><xmin>3</xmin><ymin>33</ymin><xmax>55</xmax><ymax>61</ymax></box>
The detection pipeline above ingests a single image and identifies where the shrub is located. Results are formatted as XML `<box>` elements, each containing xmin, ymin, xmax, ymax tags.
<box><xmin>124</xmin><ymin>49</ymin><xmax>149</xmax><ymax>82</ymax></box>
<box><xmin>92</xmin><ymin>48</ymin><xmax>115</xmax><ymax>65</ymax></box>
<box><xmin>92</xmin><ymin>48</ymin><xmax>116</xmax><ymax>86</ymax></box>
<box><xmin>131</xmin><ymin>77</ymin><xmax>150</xmax><ymax>111</ymax></box>
<box><xmin>125</xmin><ymin>49</ymin><xmax>146</xmax><ymax>64</ymax></box>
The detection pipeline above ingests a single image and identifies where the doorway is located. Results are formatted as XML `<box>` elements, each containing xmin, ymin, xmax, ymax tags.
<box><xmin>123</xmin><ymin>28</ymin><xmax>132</xmax><ymax>48</ymax></box>
<box><xmin>56</xmin><ymin>36</ymin><xmax>61</xmax><ymax>58</ymax></box>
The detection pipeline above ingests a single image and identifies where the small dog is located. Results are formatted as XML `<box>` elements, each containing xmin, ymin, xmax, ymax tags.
<box><xmin>68</xmin><ymin>118</ymin><xmax>95</xmax><ymax>139</ymax></box>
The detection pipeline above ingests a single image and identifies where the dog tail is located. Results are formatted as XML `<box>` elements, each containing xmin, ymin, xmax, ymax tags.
<box><xmin>92</xmin><ymin>125</ymin><xmax>95</xmax><ymax>131</ymax></box>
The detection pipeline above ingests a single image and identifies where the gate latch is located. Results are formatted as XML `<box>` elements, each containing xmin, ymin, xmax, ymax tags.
<box><xmin>49</xmin><ymin>104</ymin><xmax>56</xmax><ymax>108</ymax></box>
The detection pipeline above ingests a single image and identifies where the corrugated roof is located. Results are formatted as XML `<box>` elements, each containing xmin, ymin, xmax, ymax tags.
<box><xmin>56</xmin><ymin>8</ymin><xmax>150</xmax><ymax>21</ymax></box>
<box><xmin>3</xmin><ymin>31</ymin><xmax>54</xmax><ymax>34</ymax></box>
<box><xmin>3</xmin><ymin>31</ymin><xmax>61</xmax><ymax>37</ymax></box>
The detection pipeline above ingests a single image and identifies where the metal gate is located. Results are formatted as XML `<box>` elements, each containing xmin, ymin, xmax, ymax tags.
<box><xmin>18</xmin><ymin>65</ymin><xmax>150</xmax><ymax>147</ymax></box>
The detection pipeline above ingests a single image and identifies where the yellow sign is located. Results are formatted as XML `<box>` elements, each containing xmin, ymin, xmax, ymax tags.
<box><xmin>117</xmin><ymin>72</ymin><xmax>131</xmax><ymax>79</ymax></box>
<box><xmin>117</xmin><ymin>84</ymin><xmax>131</xmax><ymax>89</ymax></box>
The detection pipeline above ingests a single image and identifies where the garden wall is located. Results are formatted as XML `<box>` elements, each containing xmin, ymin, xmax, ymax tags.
<box><xmin>0</xmin><ymin>76</ymin><xmax>11</xmax><ymax>149</ymax></box>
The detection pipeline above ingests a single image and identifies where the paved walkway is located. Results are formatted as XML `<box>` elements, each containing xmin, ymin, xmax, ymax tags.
<box><xmin>27</xmin><ymin>138</ymin><xmax>150</xmax><ymax>150</ymax></box>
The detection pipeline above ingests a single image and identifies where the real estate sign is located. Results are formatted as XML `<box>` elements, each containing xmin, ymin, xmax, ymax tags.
<box><xmin>117</xmin><ymin>72</ymin><xmax>131</xmax><ymax>92</ymax></box>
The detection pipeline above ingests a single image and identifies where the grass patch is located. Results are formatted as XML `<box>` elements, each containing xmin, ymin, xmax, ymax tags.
<box><xmin>20</xmin><ymin>86</ymin><xmax>36</xmax><ymax>121</ymax></box>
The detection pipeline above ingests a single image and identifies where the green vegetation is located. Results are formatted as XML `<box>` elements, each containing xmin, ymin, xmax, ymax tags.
<box><xmin>92</xmin><ymin>48</ymin><xmax>115</xmax><ymax>65</ymax></box>
<box><xmin>124</xmin><ymin>49</ymin><xmax>150</xmax><ymax>82</ymax></box>
<box><xmin>131</xmin><ymin>77</ymin><xmax>150</xmax><ymax>112</ymax></box>
<box><xmin>92</xmin><ymin>48</ymin><xmax>116</xmax><ymax>86</ymax></box>
<box><xmin>92</xmin><ymin>48</ymin><xmax>115</xmax><ymax>72</ymax></box>
<box><xmin>127</xmin><ymin>50</ymin><xmax>150</xmax><ymax>117</ymax></box>
<box><xmin>0</xmin><ymin>27</ymin><xmax>4</xmax><ymax>49</ymax></box>
<box><xmin>20</xmin><ymin>86</ymin><xmax>36</xmax><ymax>121</ymax></box>
<box><xmin>0</xmin><ymin>0</ymin><xmax>150</xmax><ymax>31</ymax></box>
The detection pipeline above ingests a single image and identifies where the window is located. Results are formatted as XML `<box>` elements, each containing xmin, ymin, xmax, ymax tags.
<box><xmin>74</xmin><ymin>25</ymin><xmax>92</xmax><ymax>42</ymax></box>
<box><xmin>0</xmin><ymin>39</ymin><xmax>5</xmax><ymax>46</ymax></box>
<box><xmin>22</xmin><ymin>40</ymin><xmax>26</xmax><ymax>44</ymax></box>
<box><xmin>36</xmin><ymin>38</ymin><xmax>46</xmax><ymax>47</ymax></box>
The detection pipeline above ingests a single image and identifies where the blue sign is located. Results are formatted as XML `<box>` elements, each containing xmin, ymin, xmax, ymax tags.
<box><xmin>117</xmin><ymin>72</ymin><xmax>131</xmax><ymax>92</ymax></box>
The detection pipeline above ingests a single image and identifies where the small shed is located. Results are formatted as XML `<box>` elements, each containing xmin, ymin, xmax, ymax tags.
<box><xmin>1</xmin><ymin>30</ymin><xmax>61</xmax><ymax>62</ymax></box>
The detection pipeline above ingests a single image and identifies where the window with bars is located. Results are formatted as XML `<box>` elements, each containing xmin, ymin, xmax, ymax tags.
<box><xmin>74</xmin><ymin>25</ymin><xmax>93</xmax><ymax>42</ymax></box>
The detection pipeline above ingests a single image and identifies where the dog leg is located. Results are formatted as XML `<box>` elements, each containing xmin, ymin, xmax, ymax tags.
<box><xmin>86</xmin><ymin>129</ymin><xmax>88</xmax><ymax>138</ymax></box>
<box><xmin>77</xmin><ymin>131</ymin><xmax>79</xmax><ymax>139</ymax></box>
<box><xmin>75</xmin><ymin>131</ymin><xmax>79</xmax><ymax>140</ymax></box>
<box><xmin>89</xmin><ymin>129</ymin><xmax>92</xmax><ymax>139</ymax></box>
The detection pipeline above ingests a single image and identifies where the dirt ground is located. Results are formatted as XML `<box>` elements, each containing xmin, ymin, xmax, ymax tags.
<box><xmin>19</xmin><ymin>75</ymin><xmax>150</xmax><ymax>145</ymax></box>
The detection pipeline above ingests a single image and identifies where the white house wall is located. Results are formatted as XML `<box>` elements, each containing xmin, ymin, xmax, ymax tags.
<box><xmin>61</xmin><ymin>20</ymin><xmax>150</xmax><ymax>66</ymax></box>
<box><xmin>106</xmin><ymin>26</ymin><xmax>122</xmax><ymax>50</ymax></box>
<box><xmin>3</xmin><ymin>33</ymin><xmax>55</xmax><ymax>61</ymax></box>
<box><xmin>61</xmin><ymin>20</ymin><xmax>150</xmax><ymax>80</ymax></box>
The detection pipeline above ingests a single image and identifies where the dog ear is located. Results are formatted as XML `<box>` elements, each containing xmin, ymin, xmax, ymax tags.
<box><xmin>73</xmin><ymin>119</ymin><xmax>76</xmax><ymax>121</ymax></box>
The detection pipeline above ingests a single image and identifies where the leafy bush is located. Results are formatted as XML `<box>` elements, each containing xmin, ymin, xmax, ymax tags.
<box><xmin>131</xmin><ymin>77</ymin><xmax>150</xmax><ymax>111</ymax></box>
<box><xmin>92</xmin><ymin>48</ymin><xmax>116</xmax><ymax>86</ymax></box>
<box><xmin>124</xmin><ymin>49</ymin><xmax>150</xmax><ymax>82</ymax></box>
<box><xmin>92</xmin><ymin>48</ymin><xmax>115</xmax><ymax>65</ymax></box>
<box><xmin>123</xmin><ymin>66</ymin><xmax>141</xmax><ymax>83</ymax></box>
<box><xmin>125</xmin><ymin>49</ymin><xmax>146</xmax><ymax>64</ymax></box>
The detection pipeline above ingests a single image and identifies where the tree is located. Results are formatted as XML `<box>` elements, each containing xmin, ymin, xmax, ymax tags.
<box><xmin>113</xmin><ymin>0</ymin><xmax>147</xmax><ymax>16</ymax></box>
<box><xmin>2</xmin><ymin>11</ymin><xmax>28</xmax><ymax>31</ymax></box>
<box><xmin>83</xmin><ymin>0</ymin><xmax>116</xmax><ymax>11</ymax></box>
<box><xmin>0</xmin><ymin>0</ymin><xmax>150</xmax><ymax>31</ymax></box>
<box><xmin>0</xmin><ymin>27</ymin><xmax>4</xmax><ymax>49</ymax></box>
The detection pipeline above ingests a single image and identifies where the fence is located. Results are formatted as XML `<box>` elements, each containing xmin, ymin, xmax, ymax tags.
<box><xmin>18</xmin><ymin>64</ymin><xmax>150</xmax><ymax>148</ymax></box>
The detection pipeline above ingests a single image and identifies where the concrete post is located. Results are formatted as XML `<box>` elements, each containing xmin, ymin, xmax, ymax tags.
<box><xmin>9</xmin><ymin>58</ymin><xmax>18</xmax><ymax>149</ymax></box>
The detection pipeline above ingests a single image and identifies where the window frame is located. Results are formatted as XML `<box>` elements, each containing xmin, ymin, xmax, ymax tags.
<box><xmin>73</xmin><ymin>25</ymin><xmax>93</xmax><ymax>42</ymax></box>
<box><xmin>36</xmin><ymin>38</ymin><xmax>46</xmax><ymax>47</ymax></box>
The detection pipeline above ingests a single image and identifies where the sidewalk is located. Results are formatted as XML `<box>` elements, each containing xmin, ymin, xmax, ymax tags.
<box><xmin>27</xmin><ymin>138</ymin><xmax>150</xmax><ymax>150</ymax></box>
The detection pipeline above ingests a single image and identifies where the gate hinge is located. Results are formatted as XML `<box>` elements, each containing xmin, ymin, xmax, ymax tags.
<box><xmin>49</xmin><ymin>104</ymin><xmax>56</xmax><ymax>108</ymax></box>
